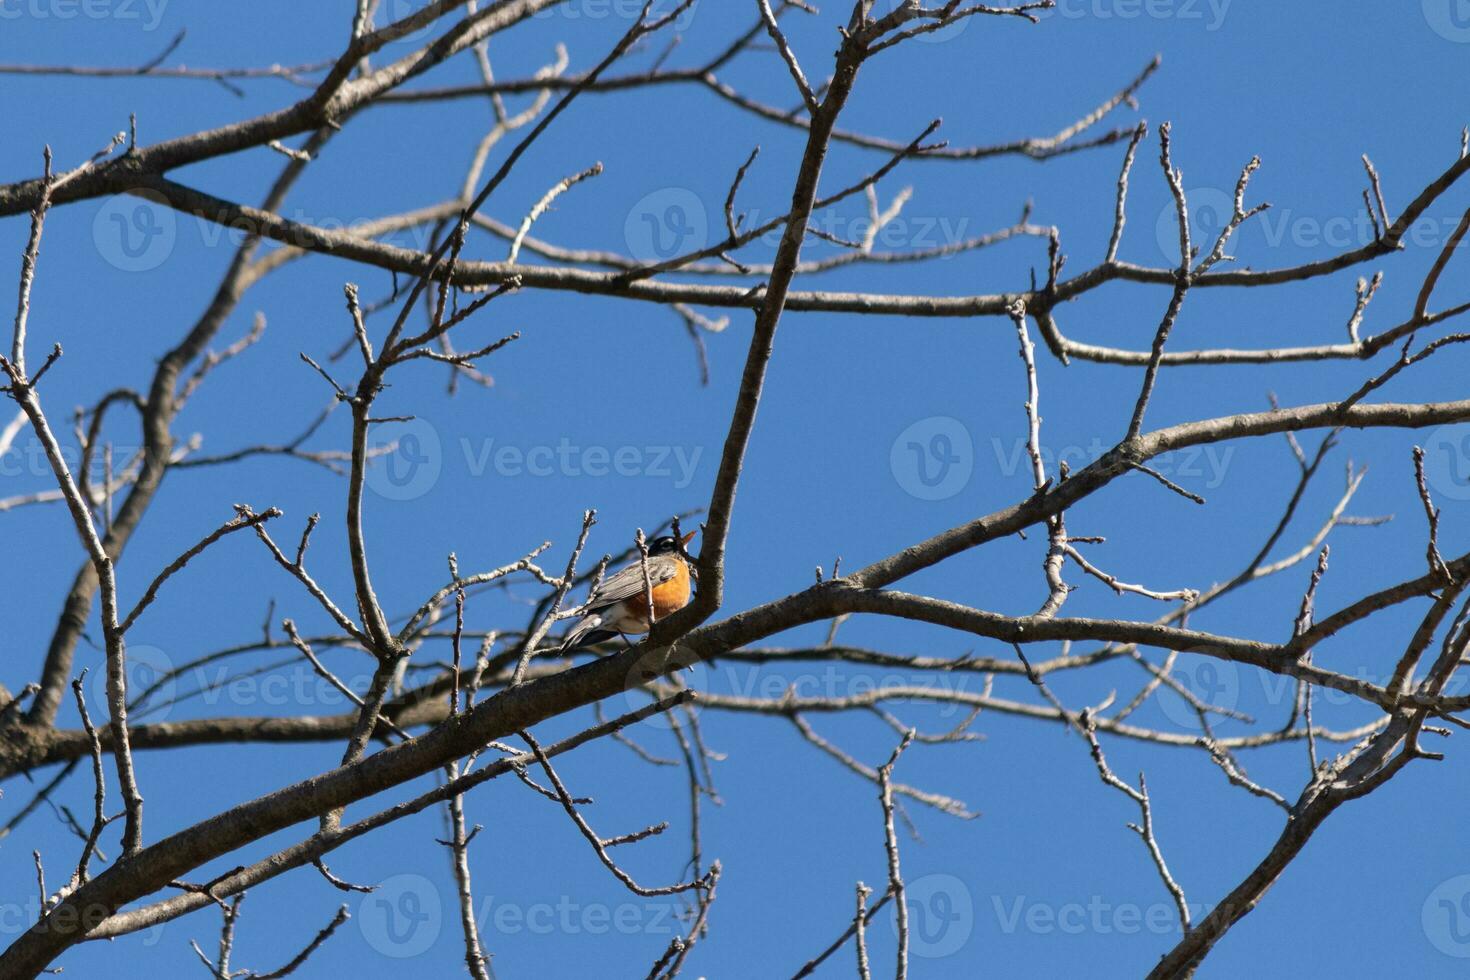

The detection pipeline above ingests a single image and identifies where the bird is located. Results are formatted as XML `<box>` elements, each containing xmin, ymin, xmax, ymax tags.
<box><xmin>560</xmin><ymin>530</ymin><xmax>697</xmax><ymax>651</ymax></box>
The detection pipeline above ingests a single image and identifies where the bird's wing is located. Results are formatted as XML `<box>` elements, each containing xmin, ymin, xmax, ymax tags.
<box><xmin>559</xmin><ymin>611</ymin><xmax>607</xmax><ymax>651</ymax></box>
<box><xmin>586</xmin><ymin>555</ymin><xmax>681</xmax><ymax>608</ymax></box>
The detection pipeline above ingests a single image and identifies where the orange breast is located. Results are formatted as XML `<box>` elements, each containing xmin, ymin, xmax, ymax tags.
<box><xmin>623</xmin><ymin>561</ymin><xmax>691</xmax><ymax>625</ymax></box>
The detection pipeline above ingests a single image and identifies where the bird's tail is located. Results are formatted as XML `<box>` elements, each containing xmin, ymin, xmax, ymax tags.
<box><xmin>559</xmin><ymin>612</ymin><xmax>606</xmax><ymax>653</ymax></box>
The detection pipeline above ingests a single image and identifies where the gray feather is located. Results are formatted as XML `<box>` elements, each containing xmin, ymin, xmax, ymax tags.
<box><xmin>584</xmin><ymin>554</ymin><xmax>682</xmax><ymax>609</ymax></box>
<box><xmin>559</xmin><ymin>611</ymin><xmax>606</xmax><ymax>651</ymax></box>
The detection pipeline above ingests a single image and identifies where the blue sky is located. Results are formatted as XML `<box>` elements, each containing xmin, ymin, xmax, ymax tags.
<box><xmin>2</xmin><ymin>1</ymin><xmax>1470</xmax><ymax>977</ymax></box>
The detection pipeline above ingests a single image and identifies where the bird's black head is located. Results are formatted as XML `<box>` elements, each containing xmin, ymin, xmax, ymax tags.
<box><xmin>647</xmin><ymin>535</ymin><xmax>680</xmax><ymax>556</ymax></box>
<box><xmin>647</xmin><ymin>529</ymin><xmax>697</xmax><ymax>557</ymax></box>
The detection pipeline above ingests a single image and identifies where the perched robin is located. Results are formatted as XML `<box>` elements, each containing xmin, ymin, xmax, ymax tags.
<box><xmin>560</xmin><ymin>530</ymin><xmax>697</xmax><ymax>650</ymax></box>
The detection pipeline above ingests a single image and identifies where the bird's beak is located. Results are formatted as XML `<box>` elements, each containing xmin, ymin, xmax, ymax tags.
<box><xmin>680</xmin><ymin>528</ymin><xmax>698</xmax><ymax>546</ymax></box>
